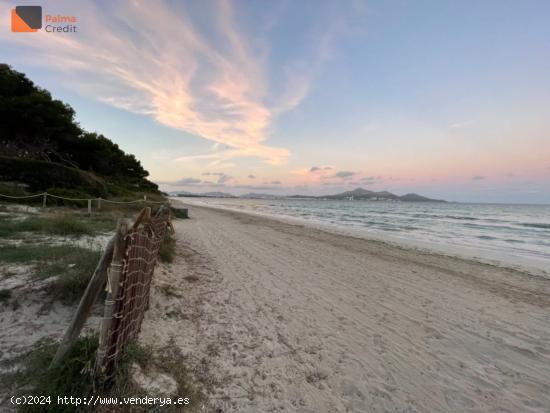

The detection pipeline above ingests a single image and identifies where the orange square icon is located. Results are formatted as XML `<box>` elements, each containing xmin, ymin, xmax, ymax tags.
<box><xmin>11</xmin><ymin>6</ymin><xmax>42</xmax><ymax>32</ymax></box>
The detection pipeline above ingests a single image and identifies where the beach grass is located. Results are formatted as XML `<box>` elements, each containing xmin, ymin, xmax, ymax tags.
<box><xmin>0</xmin><ymin>212</ymin><xmax>117</xmax><ymax>237</ymax></box>
<box><xmin>98</xmin><ymin>342</ymin><xmax>205</xmax><ymax>413</ymax></box>
<box><xmin>2</xmin><ymin>337</ymin><xmax>203</xmax><ymax>413</ymax></box>
<box><xmin>3</xmin><ymin>336</ymin><xmax>98</xmax><ymax>413</ymax></box>
<box><xmin>0</xmin><ymin>244</ymin><xmax>102</xmax><ymax>304</ymax></box>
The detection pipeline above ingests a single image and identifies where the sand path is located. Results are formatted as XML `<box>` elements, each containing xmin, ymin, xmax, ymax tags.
<box><xmin>140</xmin><ymin>205</ymin><xmax>550</xmax><ymax>413</ymax></box>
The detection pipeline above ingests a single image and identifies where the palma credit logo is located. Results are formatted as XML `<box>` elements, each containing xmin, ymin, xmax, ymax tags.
<box><xmin>11</xmin><ymin>5</ymin><xmax>78</xmax><ymax>33</ymax></box>
<box><xmin>11</xmin><ymin>6</ymin><xmax>42</xmax><ymax>32</ymax></box>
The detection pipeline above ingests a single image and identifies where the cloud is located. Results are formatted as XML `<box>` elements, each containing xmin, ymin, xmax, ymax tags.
<box><xmin>202</xmin><ymin>172</ymin><xmax>226</xmax><ymax>177</ymax></box>
<box><xmin>248</xmin><ymin>174</ymin><xmax>256</xmax><ymax>179</ymax></box>
<box><xmin>271</xmin><ymin>17</ymin><xmax>343</xmax><ymax>116</ymax></box>
<box><xmin>333</xmin><ymin>171</ymin><xmax>355</xmax><ymax>179</ymax></box>
<box><xmin>201</xmin><ymin>171</ymin><xmax>232</xmax><ymax>183</ymax></box>
<box><xmin>1</xmin><ymin>1</ymin><xmax>318</xmax><ymax>165</ymax></box>
<box><xmin>310</xmin><ymin>166</ymin><xmax>333</xmax><ymax>173</ymax></box>
<box><xmin>270</xmin><ymin>180</ymin><xmax>282</xmax><ymax>185</ymax></box>
<box><xmin>217</xmin><ymin>174</ymin><xmax>233</xmax><ymax>184</ymax></box>
<box><xmin>159</xmin><ymin>177</ymin><xmax>202</xmax><ymax>185</ymax></box>
<box><xmin>360</xmin><ymin>176</ymin><xmax>378</xmax><ymax>185</ymax></box>
<box><xmin>472</xmin><ymin>175</ymin><xmax>486</xmax><ymax>180</ymax></box>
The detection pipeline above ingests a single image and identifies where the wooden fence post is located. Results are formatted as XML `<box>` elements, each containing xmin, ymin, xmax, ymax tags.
<box><xmin>87</xmin><ymin>199</ymin><xmax>92</xmax><ymax>215</ymax></box>
<box><xmin>131</xmin><ymin>207</ymin><xmax>151</xmax><ymax>231</ymax></box>
<box><xmin>96</xmin><ymin>219</ymin><xmax>128</xmax><ymax>372</ymax></box>
<box><xmin>49</xmin><ymin>225</ymin><xmax>124</xmax><ymax>368</ymax></box>
<box><xmin>42</xmin><ymin>192</ymin><xmax>47</xmax><ymax>208</ymax></box>
<box><xmin>97</xmin><ymin>197</ymin><xmax>102</xmax><ymax>210</ymax></box>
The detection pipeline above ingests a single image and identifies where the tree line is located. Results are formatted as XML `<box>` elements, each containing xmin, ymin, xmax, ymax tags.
<box><xmin>0</xmin><ymin>64</ymin><xmax>157</xmax><ymax>196</ymax></box>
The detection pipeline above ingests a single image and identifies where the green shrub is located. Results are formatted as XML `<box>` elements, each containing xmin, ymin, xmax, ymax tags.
<box><xmin>44</xmin><ymin>187</ymin><xmax>95</xmax><ymax>207</ymax></box>
<box><xmin>170</xmin><ymin>207</ymin><xmax>188</xmax><ymax>219</ymax></box>
<box><xmin>0</xmin><ymin>182</ymin><xmax>29</xmax><ymax>197</ymax></box>
<box><xmin>159</xmin><ymin>233</ymin><xmax>176</xmax><ymax>263</ymax></box>
<box><xmin>0</xmin><ymin>288</ymin><xmax>12</xmax><ymax>303</ymax></box>
<box><xmin>0</xmin><ymin>156</ymin><xmax>108</xmax><ymax>197</ymax></box>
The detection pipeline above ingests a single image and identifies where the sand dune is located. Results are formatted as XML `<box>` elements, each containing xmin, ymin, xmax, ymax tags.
<box><xmin>140</xmin><ymin>204</ymin><xmax>550</xmax><ymax>412</ymax></box>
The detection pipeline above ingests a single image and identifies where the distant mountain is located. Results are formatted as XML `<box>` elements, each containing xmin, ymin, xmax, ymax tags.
<box><xmin>324</xmin><ymin>188</ymin><xmax>445</xmax><ymax>202</ymax></box>
<box><xmin>286</xmin><ymin>194</ymin><xmax>319</xmax><ymax>199</ymax></box>
<box><xmin>171</xmin><ymin>187</ymin><xmax>444</xmax><ymax>202</ymax></box>
<box><xmin>399</xmin><ymin>193</ymin><xmax>445</xmax><ymax>202</ymax></box>
<box><xmin>240</xmin><ymin>193</ymin><xmax>280</xmax><ymax>199</ymax></box>
<box><xmin>202</xmin><ymin>191</ymin><xmax>236</xmax><ymax>198</ymax></box>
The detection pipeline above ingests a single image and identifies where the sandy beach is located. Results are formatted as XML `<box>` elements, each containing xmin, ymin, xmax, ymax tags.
<box><xmin>141</xmin><ymin>203</ymin><xmax>550</xmax><ymax>412</ymax></box>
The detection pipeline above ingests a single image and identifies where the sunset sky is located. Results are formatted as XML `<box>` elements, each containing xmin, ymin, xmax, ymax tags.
<box><xmin>1</xmin><ymin>0</ymin><xmax>549</xmax><ymax>203</ymax></box>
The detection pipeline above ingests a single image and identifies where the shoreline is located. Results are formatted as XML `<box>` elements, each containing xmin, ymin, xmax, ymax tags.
<box><xmin>146</xmin><ymin>202</ymin><xmax>550</xmax><ymax>412</ymax></box>
<box><xmin>171</xmin><ymin>198</ymin><xmax>550</xmax><ymax>278</ymax></box>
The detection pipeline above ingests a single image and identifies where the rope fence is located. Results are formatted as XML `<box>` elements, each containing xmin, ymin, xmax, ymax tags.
<box><xmin>0</xmin><ymin>192</ymin><xmax>45</xmax><ymax>199</ymax></box>
<box><xmin>0</xmin><ymin>191</ymin><xmax>168</xmax><ymax>212</ymax></box>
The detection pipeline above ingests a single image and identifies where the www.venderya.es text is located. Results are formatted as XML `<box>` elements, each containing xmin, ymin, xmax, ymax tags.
<box><xmin>11</xmin><ymin>395</ymin><xmax>190</xmax><ymax>407</ymax></box>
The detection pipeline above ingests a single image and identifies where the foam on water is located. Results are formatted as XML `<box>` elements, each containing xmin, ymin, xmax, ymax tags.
<box><xmin>173</xmin><ymin>197</ymin><xmax>550</xmax><ymax>276</ymax></box>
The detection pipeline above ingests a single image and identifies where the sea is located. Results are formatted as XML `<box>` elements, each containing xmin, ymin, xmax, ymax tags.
<box><xmin>174</xmin><ymin>197</ymin><xmax>550</xmax><ymax>275</ymax></box>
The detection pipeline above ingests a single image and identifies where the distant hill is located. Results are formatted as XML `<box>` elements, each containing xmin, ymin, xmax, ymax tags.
<box><xmin>399</xmin><ymin>193</ymin><xmax>444</xmax><ymax>202</ymax></box>
<box><xmin>286</xmin><ymin>194</ymin><xmax>318</xmax><ymax>199</ymax></box>
<box><xmin>202</xmin><ymin>192</ymin><xmax>236</xmax><ymax>198</ymax></box>
<box><xmin>173</xmin><ymin>188</ymin><xmax>445</xmax><ymax>202</ymax></box>
<box><xmin>171</xmin><ymin>191</ymin><xmax>193</xmax><ymax>196</ymax></box>
<box><xmin>240</xmin><ymin>193</ymin><xmax>280</xmax><ymax>199</ymax></box>
<box><xmin>324</xmin><ymin>188</ymin><xmax>445</xmax><ymax>202</ymax></box>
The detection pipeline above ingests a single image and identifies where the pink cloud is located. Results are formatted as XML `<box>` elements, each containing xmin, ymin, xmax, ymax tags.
<box><xmin>0</xmin><ymin>0</ymin><xmax>300</xmax><ymax>165</ymax></box>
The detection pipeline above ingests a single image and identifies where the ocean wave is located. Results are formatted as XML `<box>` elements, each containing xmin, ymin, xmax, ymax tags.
<box><xmin>520</xmin><ymin>223</ymin><xmax>550</xmax><ymax>229</ymax></box>
<box><xmin>478</xmin><ymin>235</ymin><xmax>497</xmax><ymax>240</ymax></box>
<box><xmin>186</xmin><ymin>197</ymin><xmax>550</xmax><ymax>264</ymax></box>
<box><xmin>443</xmin><ymin>215</ymin><xmax>477</xmax><ymax>221</ymax></box>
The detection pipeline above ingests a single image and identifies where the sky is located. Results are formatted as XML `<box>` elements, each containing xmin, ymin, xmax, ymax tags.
<box><xmin>1</xmin><ymin>0</ymin><xmax>549</xmax><ymax>203</ymax></box>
